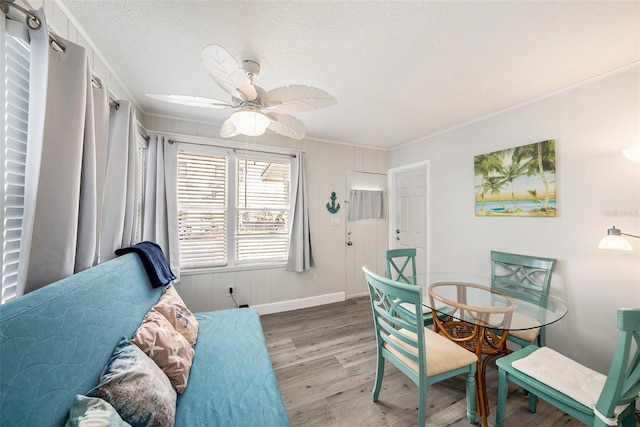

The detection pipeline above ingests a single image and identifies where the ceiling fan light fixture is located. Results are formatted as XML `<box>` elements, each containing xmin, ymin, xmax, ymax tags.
<box><xmin>230</xmin><ymin>108</ymin><xmax>270</xmax><ymax>136</ymax></box>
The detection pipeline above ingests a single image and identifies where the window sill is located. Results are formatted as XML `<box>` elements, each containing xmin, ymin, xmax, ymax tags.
<box><xmin>179</xmin><ymin>262</ymin><xmax>288</xmax><ymax>276</ymax></box>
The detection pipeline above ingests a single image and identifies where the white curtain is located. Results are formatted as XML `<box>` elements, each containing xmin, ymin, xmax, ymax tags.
<box><xmin>98</xmin><ymin>101</ymin><xmax>139</xmax><ymax>263</ymax></box>
<box><xmin>287</xmin><ymin>153</ymin><xmax>313</xmax><ymax>272</ymax></box>
<box><xmin>92</xmin><ymin>79</ymin><xmax>110</xmax><ymax>264</ymax></box>
<box><xmin>17</xmin><ymin>9</ymin><xmax>106</xmax><ymax>295</ymax></box>
<box><xmin>348</xmin><ymin>189</ymin><xmax>384</xmax><ymax>220</ymax></box>
<box><xmin>142</xmin><ymin>134</ymin><xmax>180</xmax><ymax>280</ymax></box>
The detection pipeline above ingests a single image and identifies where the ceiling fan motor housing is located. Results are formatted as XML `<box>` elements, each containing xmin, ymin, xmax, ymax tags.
<box><xmin>242</xmin><ymin>59</ymin><xmax>260</xmax><ymax>78</ymax></box>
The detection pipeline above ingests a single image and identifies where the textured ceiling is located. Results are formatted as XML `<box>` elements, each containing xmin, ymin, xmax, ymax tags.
<box><xmin>59</xmin><ymin>0</ymin><xmax>639</xmax><ymax>149</ymax></box>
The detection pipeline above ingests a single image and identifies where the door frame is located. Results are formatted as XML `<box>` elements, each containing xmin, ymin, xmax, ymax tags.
<box><xmin>388</xmin><ymin>160</ymin><xmax>431</xmax><ymax>273</ymax></box>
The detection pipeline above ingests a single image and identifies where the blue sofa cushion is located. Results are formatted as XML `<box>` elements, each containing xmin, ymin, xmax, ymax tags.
<box><xmin>176</xmin><ymin>308</ymin><xmax>290</xmax><ymax>426</ymax></box>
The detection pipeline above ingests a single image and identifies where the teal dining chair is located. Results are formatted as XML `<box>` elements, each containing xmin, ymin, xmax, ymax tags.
<box><xmin>495</xmin><ymin>308</ymin><xmax>640</xmax><ymax>427</ymax></box>
<box><xmin>385</xmin><ymin>248</ymin><xmax>417</xmax><ymax>285</ymax></box>
<box><xmin>385</xmin><ymin>248</ymin><xmax>442</xmax><ymax>326</ymax></box>
<box><xmin>362</xmin><ymin>266</ymin><xmax>477</xmax><ymax>427</ymax></box>
<box><xmin>491</xmin><ymin>251</ymin><xmax>556</xmax><ymax>347</ymax></box>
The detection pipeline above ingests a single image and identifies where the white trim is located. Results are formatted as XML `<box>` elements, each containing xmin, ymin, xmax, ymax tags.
<box><xmin>387</xmin><ymin>161</ymin><xmax>431</xmax><ymax>274</ymax></box>
<box><xmin>253</xmin><ymin>292</ymin><xmax>346</xmax><ymax>316</ymax></box>
<box><xmin>347</xmin><ymin>291</ymin><xmax>369</xmax><ymax>299</ymax></box>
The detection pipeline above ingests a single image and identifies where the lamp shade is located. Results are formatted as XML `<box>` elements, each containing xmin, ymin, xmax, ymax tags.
<box><xmin>598</xmin><ymin>226</ymin><xmax>633</xmax><ymax>251</ymax></box>
<box><xmin>230</xmin><ymin>109</ymin><xmax>270</xmax><ymax>136</ymax></box>
<box><xmin>622</xmin><ymin>146</ymin><xmax>640</xmax><ymax>164</ymax></box>
<box><xmin>598</xmin><ymin>235</ymin><xmax>633</xmax><ymax>251</ymax></box>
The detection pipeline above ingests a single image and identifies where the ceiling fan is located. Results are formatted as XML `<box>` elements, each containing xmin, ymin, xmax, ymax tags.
<box><xmin>146</xmin><ymin>45</ymin><xmax>336</xmax><ymax>140</ymax></box>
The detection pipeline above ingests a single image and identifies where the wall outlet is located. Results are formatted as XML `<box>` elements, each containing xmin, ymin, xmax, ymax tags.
<box><xmin>226</xmin><ymin>286</ymin><xmax>234</xmax><ymax>297</ymax></box>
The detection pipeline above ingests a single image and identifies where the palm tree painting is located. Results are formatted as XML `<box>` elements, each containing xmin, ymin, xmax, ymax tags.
<box><xmin>474</xmin><ymin>140</ymin><xmax>556</xmax><ymax>217</ymax></box>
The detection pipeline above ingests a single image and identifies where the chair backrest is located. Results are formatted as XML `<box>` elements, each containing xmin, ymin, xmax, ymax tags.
<box><xmin>490</xmin><ymin>251</ymin><xmax>556</xmax><ymax>306</ymax></box>
<box><xmin>363</xmin><ymin>266</ymin><xmax>425</xmax><ymax>383</ymax></box>
<box><xmin>385</xmin><ymin>248</ymin><xmax>417</xmax><ymax>285</ymax></box>
<box><xmin>595</xmin><ymin>308</ymin><xmax>640</xmax><ymax>420</ymax></box>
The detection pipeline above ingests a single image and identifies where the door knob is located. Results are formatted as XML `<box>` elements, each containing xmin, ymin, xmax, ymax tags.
<box><xmin>396</xmin><ymin>229</ymin><xmax>400</xmax><ymax>234</ymax></box>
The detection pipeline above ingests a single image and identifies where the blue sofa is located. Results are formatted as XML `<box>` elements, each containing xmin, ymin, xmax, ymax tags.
<box><xmin>0</xmin><ymin>254</ymin><xmax>289</xmax><ymax>426</ymax></box>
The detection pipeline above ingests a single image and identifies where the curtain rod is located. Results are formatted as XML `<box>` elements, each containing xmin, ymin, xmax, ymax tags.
<box><xmin>231</xmin><ymin>148</ymin><xmax>296</xmax><ymax>159</ymax></box>
<box><xmin>1</xmin><ymin>0</ymin><xmax>66</xmax><ymax>52</ymax></box>
<box><xmin>168</xmin><ymin>139</ymin><xmax>297</xmax><ymax>158</ymax></box>
<box><xmin>91</xmin><ymin>76</ymin><xmax>120</xmax><ymax>109</ymax></box>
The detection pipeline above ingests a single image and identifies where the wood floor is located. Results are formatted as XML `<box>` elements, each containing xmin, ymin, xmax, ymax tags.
<box><xmin>260</xmin><ymin>297</ymin><xmax>587</xmax><ymax>427</ymax></box>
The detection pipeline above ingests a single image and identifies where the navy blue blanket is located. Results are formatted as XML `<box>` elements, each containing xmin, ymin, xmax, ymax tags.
<box><xmin>115</xmin><ymin>241</ymin><xmax>176</xmax><ymax>287</ymax></box>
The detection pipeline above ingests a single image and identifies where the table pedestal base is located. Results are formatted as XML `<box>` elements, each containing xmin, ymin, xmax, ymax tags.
<box><xmin>434</xmin><ymin>316</ymin><xmax>510</xmax><ymax>427</ymax></box>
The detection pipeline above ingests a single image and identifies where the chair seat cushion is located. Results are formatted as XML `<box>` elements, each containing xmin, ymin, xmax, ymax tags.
<box><xmin>507</xmin><ymin>313</ymin><xmax>541</xmax><ymax>342</ymax></box>
<box><xmin>512</xmin><ymin>346</ymin><xmax>628</xmax><ymax>417</ymax></box>
<box><xmin>385</xmin><ymin>327</ymin><xmax>477</xmax><ymax>376</ymax></box>
<box><xmin>486</xmin><ymin>312</ymin><xmax>541</xmax><ymax>342</ymax></box>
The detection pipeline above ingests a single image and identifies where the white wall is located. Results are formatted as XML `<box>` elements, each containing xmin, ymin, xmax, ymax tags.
<box><xmin>389</xmin><ymin>67</ymin><xmax>640</xmax><ymax>373</ymax></box>
<box><xmin>143</xmin><ymin>115</ymin><xmax>388</xmax><ymax>313</ymax></box>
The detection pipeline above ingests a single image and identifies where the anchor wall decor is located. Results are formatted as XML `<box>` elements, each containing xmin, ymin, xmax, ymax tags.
<box><xmin>326</xmin><ymin>191</ymin><xmax>340</xmax><ymax>214</ymax></box>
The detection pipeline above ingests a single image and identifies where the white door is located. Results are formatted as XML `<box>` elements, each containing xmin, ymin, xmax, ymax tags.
<box><xmin>391</xmin><ymin>164</ymin><xmax>428</xmax><ymax>274</ymax></box>
<box><xmin>344</xmin><ymin>172</ymin><xmax>388</xmax><ymax>296</ymax></box>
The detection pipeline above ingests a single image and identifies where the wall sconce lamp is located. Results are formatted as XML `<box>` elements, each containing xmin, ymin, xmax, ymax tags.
<box><xmin>598</xmin><ymin>226</ymin><xmax>640</xmax><ymax>251</ymax></box>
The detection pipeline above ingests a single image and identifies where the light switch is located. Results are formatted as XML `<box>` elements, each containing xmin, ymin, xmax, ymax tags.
<box><xmin>331</xmin><ymin>217</ymin><xmax>341</xmax><ymax>225</ymax></box>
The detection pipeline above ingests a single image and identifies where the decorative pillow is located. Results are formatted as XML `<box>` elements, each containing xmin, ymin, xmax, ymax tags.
<box><xmin>131</xmin><ymin>309</ymin><xmax>195</xmax><ymax>394</ymax></box>
<box><xmin>153</xmin><ymin>285</ymin><xmax>199</xmax><ymax>347</ymax></box>
<box><xmin>65</xmin><ymin>395</ymin><xmax>131</xmax><ymax>427</ymax></box>
<box><xmin>88</xmin><ymin>337</ymin><xmax>176</xmax><ymax>427</ymax></box>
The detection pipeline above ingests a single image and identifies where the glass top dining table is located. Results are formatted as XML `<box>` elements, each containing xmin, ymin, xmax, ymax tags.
<box><xmin>411</xmin><ymin>272</ymin><xmax>568</xmax><ymax>427</ymax></box>
<box><xmin>414</xmin><ymin>272</ymin><xmax>568</xmax><ymax>331</ymax></box>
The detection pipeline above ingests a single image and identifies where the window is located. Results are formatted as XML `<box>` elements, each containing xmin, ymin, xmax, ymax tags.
<box><xmin>177</xmin><ymin>145</ymin><xmax>291</xmax><ymax>270</ymax></box>
<box><xmin>1</xmin><ymin>21</ymin><xmax>29</xmax><ymax>304</ymax></box>
<box><xmin>236</xmin><ymin>155</ymin><xmax>290</xmax><ymax>262</ymax></box>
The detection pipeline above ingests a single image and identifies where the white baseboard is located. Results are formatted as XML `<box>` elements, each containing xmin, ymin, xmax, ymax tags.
<box><xmin>347</xmin><ymin>291</ymin><xmax>369</xmax><ymax>299</ymax></box>
<box><xmin>252</xmin><ymin>292</ymin><xmax>346</xmax><ymax>316</ymax></box>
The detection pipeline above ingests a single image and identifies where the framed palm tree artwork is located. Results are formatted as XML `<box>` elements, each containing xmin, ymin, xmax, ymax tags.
<box><xmin>474</xmin><ymin>140</ymin><xmax>556</xmax><ymax>217</ymax></box>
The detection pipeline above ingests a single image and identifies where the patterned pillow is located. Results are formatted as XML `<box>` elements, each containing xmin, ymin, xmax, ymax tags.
<box><xmin>65</xmin><ymin>395</ymin><xmax>131</xmax><ymax>427</ymax></box>
<box><xmin>88</xmin><ymin>337</ymin><xmax>176</xmax><ymax>427</ymax></box>
<box><xmin>153</xmin><ymin>285</ymin><xmax>199</xmax><ymax>347</ymax></box>
<box><xmin>131</xmin><ymin>309</ymin><xmax>195</xmax><ymax>394</ymax></box>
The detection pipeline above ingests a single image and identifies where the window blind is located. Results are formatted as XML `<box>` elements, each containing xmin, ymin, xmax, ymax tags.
<box><xmin>177</xmin><ymin>150</ymin><xmax>227</xmax><ymax>269</ymax></box>
<box><xmin>2</xmin><ymin>28</ymin><xmax>29</xmax><ymax>304</ymax></box>
<box><xmin>236</xmin><ymin>157</ymin><xmax>290</xmax><ymax>262</ymax></box>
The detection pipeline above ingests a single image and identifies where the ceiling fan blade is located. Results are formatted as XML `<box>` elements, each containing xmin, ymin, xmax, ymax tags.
<box><xmin>146</xmin><ymin>93</ymin><xmax>232</xmax><ymax>109</ymax></box>
<box><xmin>267</xmin><ymin>113</ymin><xmax>306</xmax><ymax>140</ymax></box>
<box><xmin>220</xmin><ymin>118</ymin><xmax>241</xmax><ymax>138</ymax></box>
<box><xmin>200</xmin><ymin>44</ymin><xmax>257</xmax><ymax>101</ymax></box>
<box><xmin>263</xmin><ymin>85</ymin><xmax>336</xmax><ymax>115</ymax></box>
